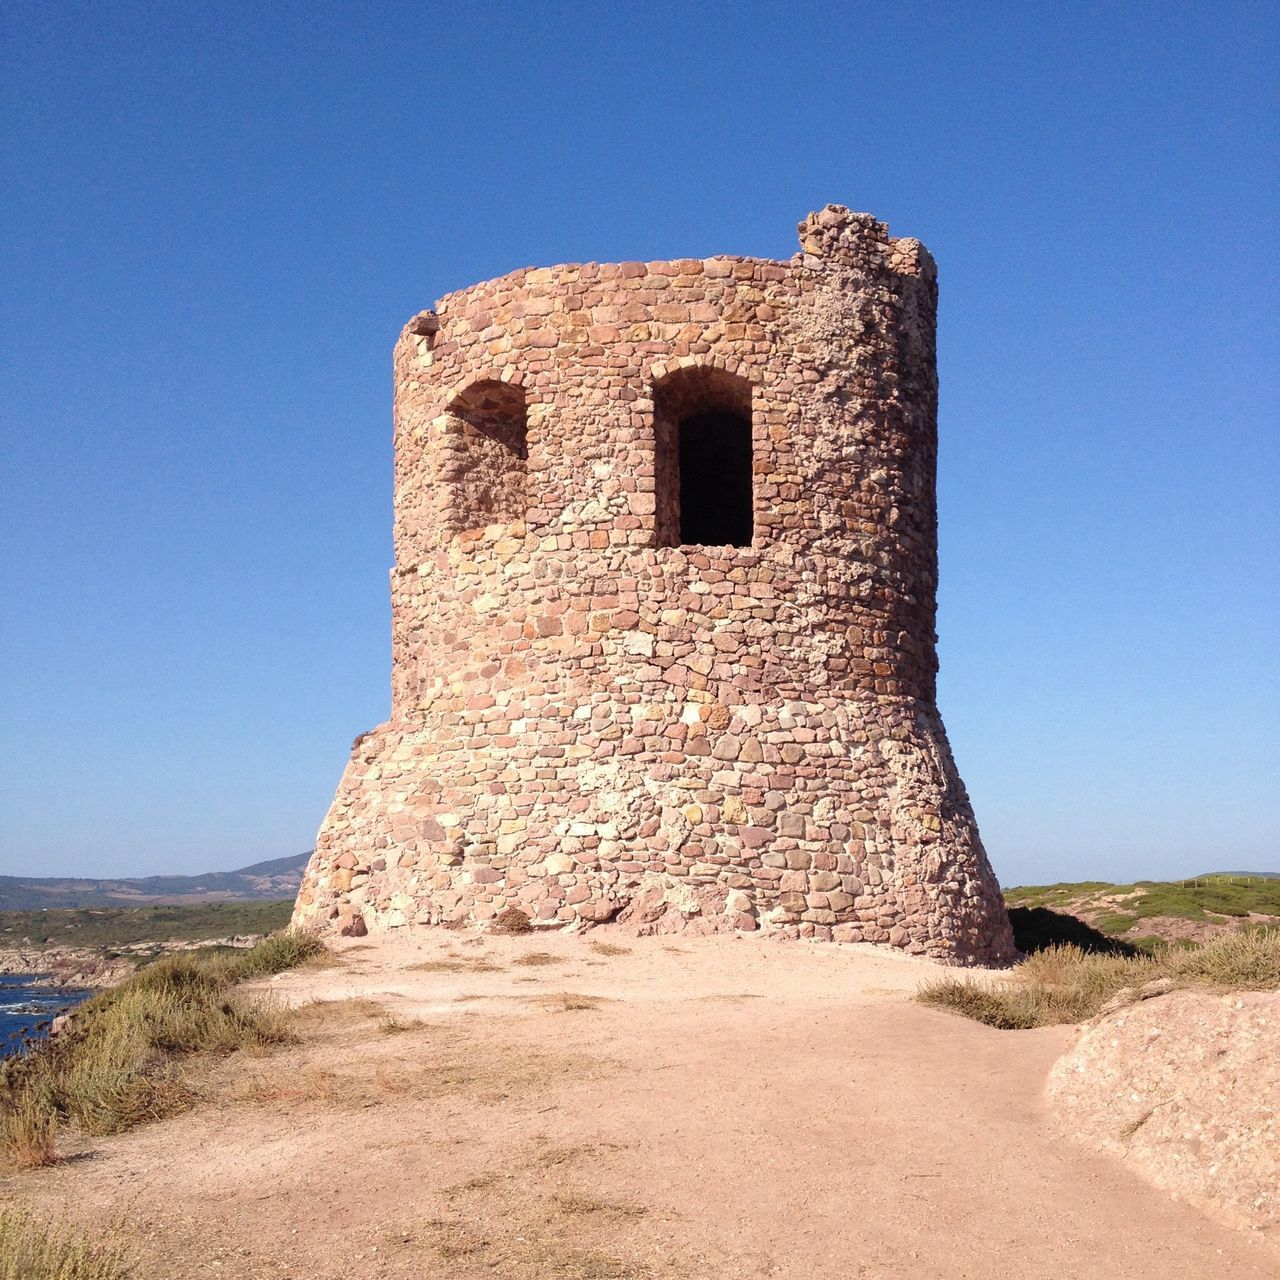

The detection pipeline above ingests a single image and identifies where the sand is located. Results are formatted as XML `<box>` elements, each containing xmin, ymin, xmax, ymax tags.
<box><xmin>6</xmin><ymin>929</ymin><xmax>1276</xmax><ymax>1278</ymax></box>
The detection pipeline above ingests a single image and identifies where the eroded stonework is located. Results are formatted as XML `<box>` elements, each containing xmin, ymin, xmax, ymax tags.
<box><xmin>292</xmin><ymin>206</ymin><xmax>1016</xmax><ymax>965</ymax></box>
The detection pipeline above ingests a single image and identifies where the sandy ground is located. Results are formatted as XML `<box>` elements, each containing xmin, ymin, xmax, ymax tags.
<box><xmin>7</xmin><ymin>929</ymin><xmax>1277</xmax><ymax>1279</ymax></box>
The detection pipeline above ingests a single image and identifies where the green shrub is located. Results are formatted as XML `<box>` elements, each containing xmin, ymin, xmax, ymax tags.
<box><xmin>227</xmin><ymin>929</ymin><xmax>326</xmax><ymax>979</ymax></box>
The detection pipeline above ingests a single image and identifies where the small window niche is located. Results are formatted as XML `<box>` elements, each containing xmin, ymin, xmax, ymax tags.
<box><xmin>444</xmin><ymin>380</ymin><xmax>528</xmax><ymax>532</ymax></box>
<box><xmin>654</xmin><ymin>367</ymin><xmax>754</xmax><ymax>548</ymax></box>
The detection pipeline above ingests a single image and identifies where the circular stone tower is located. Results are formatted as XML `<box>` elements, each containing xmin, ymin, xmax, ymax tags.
<box><xmin>292</xmin><ymin>206</ymin><xmax>1016</xmax><ymax>965</ymax></box>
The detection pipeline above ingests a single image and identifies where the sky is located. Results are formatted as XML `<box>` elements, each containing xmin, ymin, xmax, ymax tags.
<box><xmin>2</xmin><ymin>2</ymin><xmax>1277</xmax><ymax>888</ymax></box>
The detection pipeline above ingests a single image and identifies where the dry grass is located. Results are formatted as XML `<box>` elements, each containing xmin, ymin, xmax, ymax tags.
<box><xmin>391</xmin><ymin>1130</ymin><xmax>656</xmax><ymax>1278</ymax></box>
<box><xmin>417</xmin><ymin>1221</ymin><xmax>641</xmax><ymax>1277</ymax></box>
<box><xmin>588</xmin><ymin>940</ymin><xmax>630</xmax><ymax>957</ymax></box>
<box><xmin>551</xmin><ymin>1191</ymin><xmax>647</xmax><ymax>1219</ymax></box>
<box><xmin>406</xmin><ymin>956</ymin><xmax>502</xmax><ymax>973</ymax></box>
<box><xmin>513</xmin><ymin>951</ymin><xmax>564</xmax><ymax>968</ymax></box>
<box><xmin>1161</xmin><ymin>926</ymin><xmax>1280</xmax><ymax>986</ymax></box>
<box><xmin>293</xmin><ymin>996</ymin><xmax>390</xmax><ymax>1032</ymax></box>
<box><xmin>0</xmin><ymin>932</ymin><xmax>326</xmax><ymax>1162</ymax></box>
<box><xmin>0</xmin><ymin>1087</ymin><xmax>58</xmax><ymax>1168</ymax></box>
<box><xmin>419</xmin><ymin>1161</ymin><xmax>652</xmax><ymax>1278</ymax></box>
<box><xmin>227</xmin><ymin>1063</ymin><xmax>349</xmax><ymax>1107</ymax></box>
<box><xmin>418</xmin><ymin>1218</ymin><xmax>490</xmax><ymax>1260</ymax></box>
<box><xmin>532</xmin><ymin>1140</ymin><xmax>618</xmax><ymax>1169</ymax></box>
<box><xmin>491</xmin><ymin>907</ymin><xmax>534</xmax><ymax>934</ymax></box>
<box><xmin>378</xmin><ymin>1014</ymin><xmax>429</xmax><ymax>1035</ymax></box>
<box><xmin>918</xmin><ymin>927</ymin><xmax>1280</xmax><ymax>1029</ymax></box>
<box><xmin>0</xmin><ymin>1206</ymin><xmax>128</xmax><ymax>1280</ymax></box>
<box><xmin>532</xmin><ymin>992</ymin><xmax>606</xmax><ymax>1013</ymax></box>
<box><xmin>514</xmin><ymin>1244</ymin><xmax>640</xmax><ymax>1279</ymax></box>
<box><xmin>224</xmin><ymin>1026</ymin><xmax>578</xmax><ymax>1113</ymax></box>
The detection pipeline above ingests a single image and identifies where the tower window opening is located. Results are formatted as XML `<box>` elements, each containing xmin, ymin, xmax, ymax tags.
<box><xmin>654</xmin><ymin>367</ymin><xmax>754</xmax><ymax>548</ymax></box>
<box><xmin>444</xmin><ymin>380</ymin><xmax>528</xmax><ymax>532</ymax></box>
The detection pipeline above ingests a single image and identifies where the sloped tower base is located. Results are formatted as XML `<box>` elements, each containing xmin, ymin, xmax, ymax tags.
<box><xmin>296</xmin><ymin>682</ymin><xmax>1013</xmax><ymax>964</ymax></box>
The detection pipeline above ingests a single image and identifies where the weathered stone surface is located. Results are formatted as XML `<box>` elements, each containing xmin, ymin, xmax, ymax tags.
<box><xmin>1048</xmin><ymin>991</ymin><xmax>1280</xmax><ymax>1234</ymax></box>
<box><xmin>337</xmin><ymin>913</ymin><xmax>367</xmax><ymax>938</ymax></box>
<box><xmin>292</xmin><ymin>205</ymin><xmax>1015</xmax><ymax>966</ymax></box>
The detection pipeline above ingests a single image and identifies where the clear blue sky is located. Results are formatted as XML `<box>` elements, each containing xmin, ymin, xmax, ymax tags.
<box><xmin>3</xmin><ymin>2</ymin><xmax>1277</xmax><ymax>887</ymax></box>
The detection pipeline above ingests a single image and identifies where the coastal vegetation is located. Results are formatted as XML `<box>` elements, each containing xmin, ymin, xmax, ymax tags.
<box><xmin>918</xmin><ymin>926</ymin><xmax>1280</xmax><ymax>1029</ymax></box>
<box><xmin>0</xmin><ymin>1205</ymin><xmax>127</xmax><ymax>1280</ymax></box>
<box><xmin>0</xmin><ymin>899</ymin><xmax>295</xmax><ymax>952</ymax></box>
<box><xmin>0</xmin><ymin>931</ymin><xmax>325</xmax><ymax>1168</ymax></box>
<box><xmin>1004</xmin><ymin>874</ymin><xmax>1280</xmax><ymax>941</ymax></box>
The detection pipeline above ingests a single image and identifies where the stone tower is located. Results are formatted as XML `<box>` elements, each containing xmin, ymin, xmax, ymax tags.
<box><xmin>292</xmin><ymin>205</ymin><xmax>1016</xmax><ymax>965</ymax></box>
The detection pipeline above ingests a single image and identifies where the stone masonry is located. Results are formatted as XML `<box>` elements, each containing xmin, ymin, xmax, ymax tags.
<box><xmin>292</xmin><ymin>205</ymin><xmax>1017</xmax><ymax>965</ymax></box>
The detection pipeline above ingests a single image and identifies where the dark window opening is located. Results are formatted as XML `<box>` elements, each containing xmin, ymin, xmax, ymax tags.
<box><xmin>678</xmin><ymin>410</ymin><xmax>753</xmax><ymax>546</ymax></box>
<box><xmin>653</xmin><ymin>366</ymin><xmax>754</xmax><ymax>548</ymax></box>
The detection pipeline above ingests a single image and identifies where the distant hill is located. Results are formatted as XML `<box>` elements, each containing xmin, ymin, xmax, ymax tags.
<box><xmin>1004</xmin><ymin>873</ymin><xmax>1280</xmax><ymax>948</ymax></box>
<box><xmin>1196</xmin><ymin>870</ymin><xmax>1280</xmax><ymax>880</ymax></box>
<box><xmin>0</xmin><ymin>853</ymin><xmax>311</xmax><ymax>910</ymax></box>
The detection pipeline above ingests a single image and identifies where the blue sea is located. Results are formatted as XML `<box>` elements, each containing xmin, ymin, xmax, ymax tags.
<box><xmin>0</xmin><ymin>976</ymin><xmax>91</xmax><ymax>1058</ymax></box>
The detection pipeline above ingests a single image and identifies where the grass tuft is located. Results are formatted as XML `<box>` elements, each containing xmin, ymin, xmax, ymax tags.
<box><xmin>551</xmin><ymin>1192</ymin><xmax>647</xmax><ymax>1219</ymax></box>
<box><xmin>534</xmin><ymin>992</ymin><xmax>605</xmax><ymax>1013</ymax></box>
<box><xmin>491</xmin><ymin>906</ymin><xmax>533</xmax><ymax>934</ymax></box>
<box><xmin>0</xmin><ymin>931</ymin><xmax>324</xmax><ymax>1157</ymax></box>
<box><xmin>1162</xmin><ymin>926</ymin><xmax>1280</xmax><ymax>987</ymax></box>
<box><xmin>406</xmin><ymin>956</ymin><xmax>501</xmax><ymax>973</ymax></box>
<box><xmin>588</xmin><ymin>940</ymin><xmax>630</xmax><ymax>958</ymax></box>
<box><xmin>0</xmin><ymin>1087</ymin><xmax>59</xmax><ymax>1168</ymax></box>
<box><xmin>225</xmin><ymin>929</ymin><xmax>327</xmax><ymax>979</ymax></box>
<box><xmin>918</xmin><ymin>928</ymin><xmax>1280</xmax><ymax>1029</ymax></box>
<box><xmin>0</xmin><ymin>1206</ymin><xmax>128</xmax><ymax>1280</ymax></box>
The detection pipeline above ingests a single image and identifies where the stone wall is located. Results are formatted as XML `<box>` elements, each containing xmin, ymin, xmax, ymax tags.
<box><xmin>292</xmin><ymin>206</ymin><xmax>1016</xmax><ymax>965</ymax></box>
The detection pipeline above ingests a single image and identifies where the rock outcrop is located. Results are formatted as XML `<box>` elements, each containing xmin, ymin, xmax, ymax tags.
<box><xmin>1048</xmin><ymin>990</ymin><xmax>1280</xmax><ymax>1238</ymax></box>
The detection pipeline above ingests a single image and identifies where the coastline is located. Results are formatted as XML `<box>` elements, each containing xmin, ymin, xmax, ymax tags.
<box><xmin>0</xmin><ymin>933</ymin><xmax>270</xmax><ymax>991</ymax></box>
<box><xmin>0</xmin><ymin>973</ymin><xmax>93</xmax><ymax>1057</ymax></box>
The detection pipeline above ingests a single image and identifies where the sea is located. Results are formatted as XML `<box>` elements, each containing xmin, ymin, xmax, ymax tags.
<box><xmin>0</xmin><ymin>975</ymin><xmax>91</xmax><ymax>1059</ymax></box>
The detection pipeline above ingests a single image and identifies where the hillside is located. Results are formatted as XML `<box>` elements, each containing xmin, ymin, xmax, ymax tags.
<box><xmin>1004</xmin><ymin>874</ymin><xmax>1280</xmax><ymax>947</ymax></box>
<box><xmin>0</xmin><ymin>853</ymin><xmax>310</xmax><ymax>910</ymax></box>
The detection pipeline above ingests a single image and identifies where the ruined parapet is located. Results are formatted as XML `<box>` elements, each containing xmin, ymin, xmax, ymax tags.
<box><xmin>292</xmin><ymin>206</ymin><xmax>1016</xmax><ymax>965</ymax></box>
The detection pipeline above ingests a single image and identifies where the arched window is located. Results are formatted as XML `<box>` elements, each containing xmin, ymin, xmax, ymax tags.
<box><xmin>443</xmin><ymin>380</ymin><xmax>527</xmax><ymax>532</ymax></box>
<box><xmin>653</xmin><ymin>367</ymin><xmax>753</xmax><ymax>547</ymax></box>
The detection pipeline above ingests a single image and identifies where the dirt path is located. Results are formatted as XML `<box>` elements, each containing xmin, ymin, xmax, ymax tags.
<box><xmin>7</xmin><ymin>931</ymin><xmax>1276</xmax><ymax>1278</ymax></box>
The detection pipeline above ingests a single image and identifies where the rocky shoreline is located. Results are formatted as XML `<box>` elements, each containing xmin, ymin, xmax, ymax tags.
<box><xmin>0</xmin><ymin>934</ymin><xmax>269</xmax><ymax>990</ymax></box>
